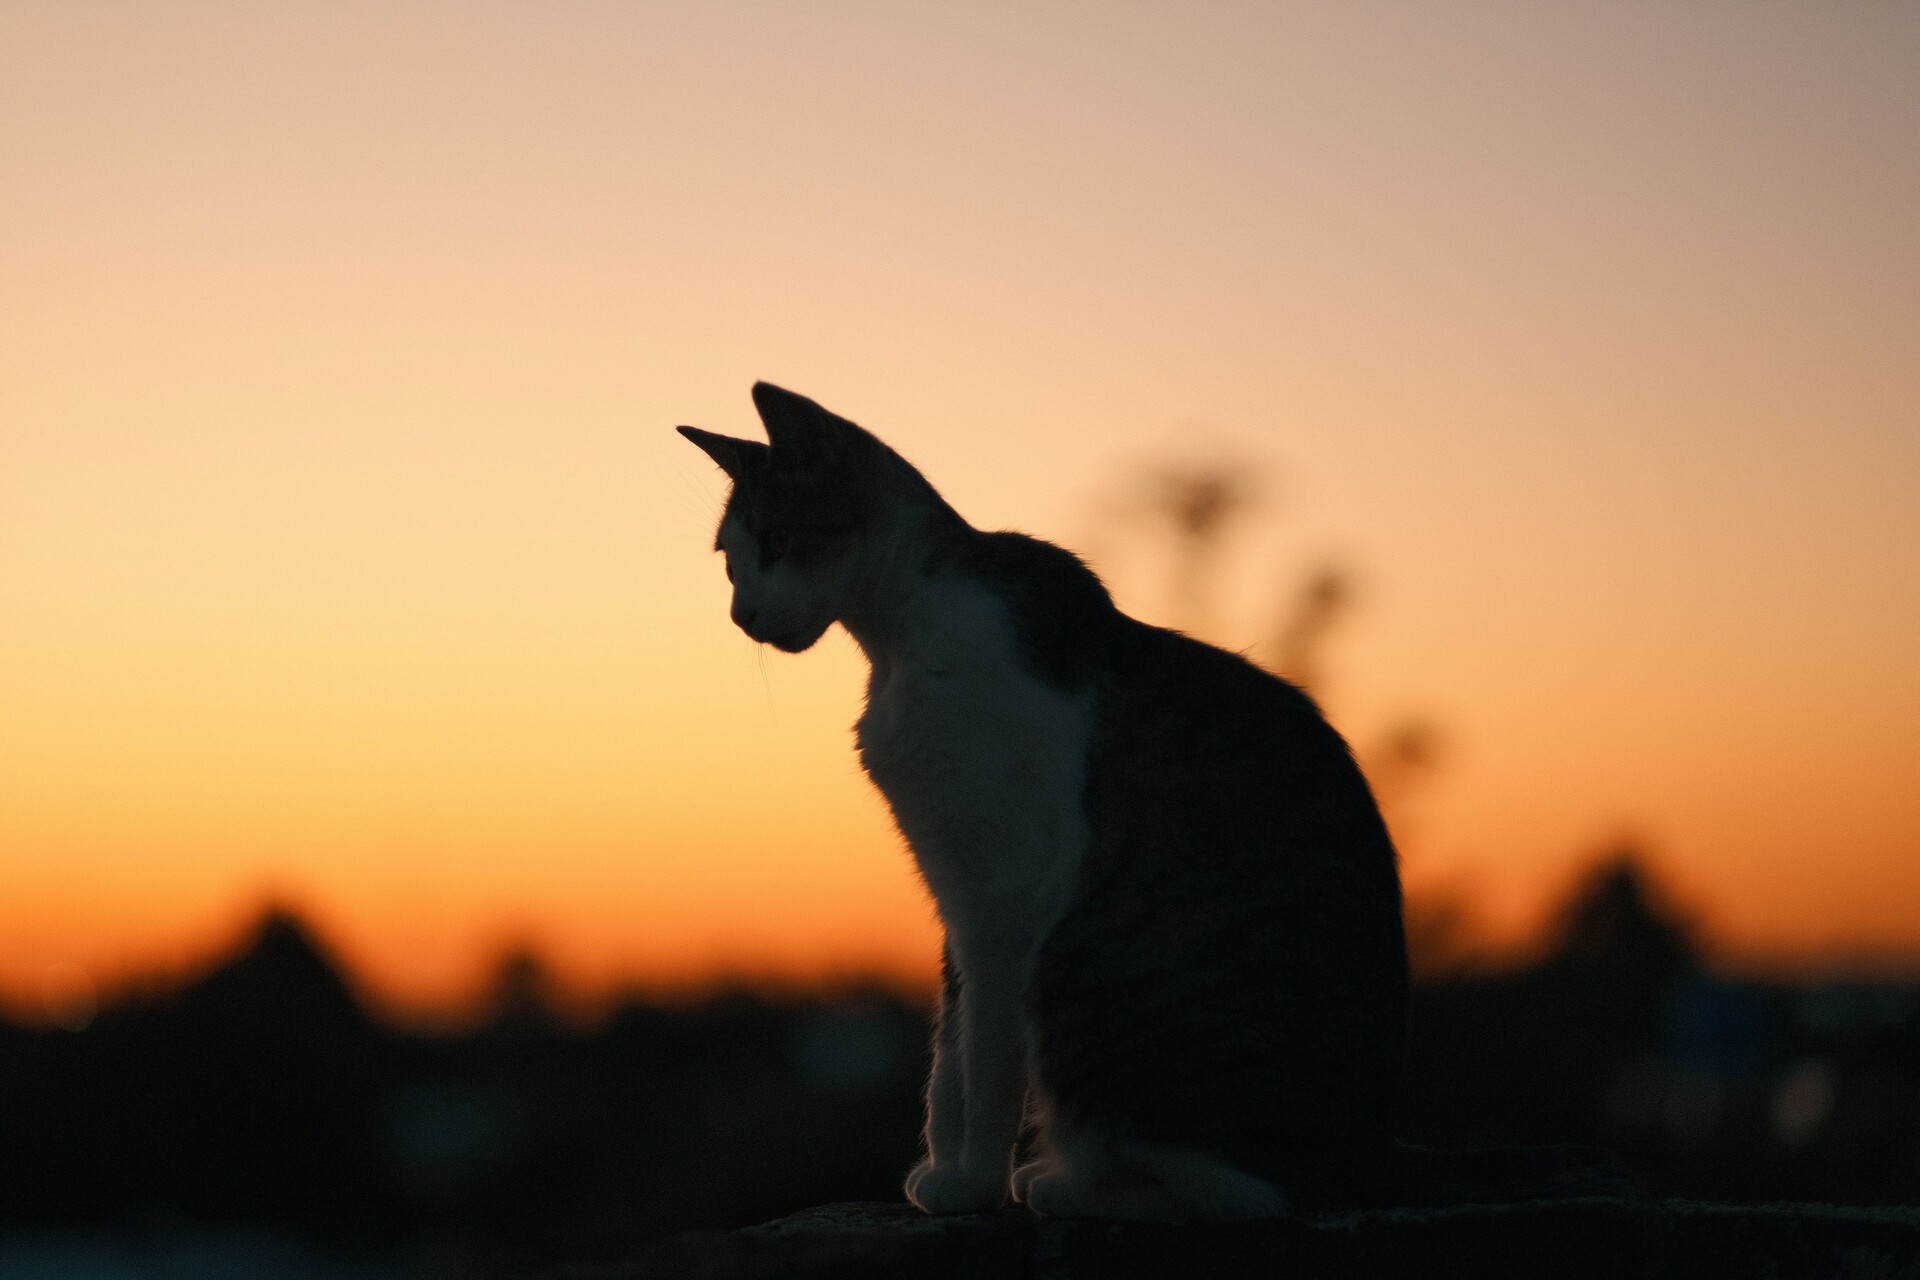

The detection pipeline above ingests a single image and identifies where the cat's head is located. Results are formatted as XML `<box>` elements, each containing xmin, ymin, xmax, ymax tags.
<box><xmin>677</xmin><ymin>383</ymin><xmax>906</xmax><ymax>653</ymax></box>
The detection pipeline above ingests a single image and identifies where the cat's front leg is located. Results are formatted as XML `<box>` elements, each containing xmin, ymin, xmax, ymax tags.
<box><xmin>905</xmin><ymin>944</ymin><xmax>968</xmax><ymax>1206</ymax></box>
<box><xmin>904</xmin><ymin>942</ymin><xmax>1026</xmax><ymax>1213</ymax></box>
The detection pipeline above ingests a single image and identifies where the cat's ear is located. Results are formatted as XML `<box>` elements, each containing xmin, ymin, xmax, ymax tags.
<box><xmin>677</xmin><ymin>426</ymin><xmax>769</xmax><ymax>482</ymax></box>
<box><xmin>751</xmin><ymin>382</ymin><xmax>862</xmax><ymax>465</ymax></box>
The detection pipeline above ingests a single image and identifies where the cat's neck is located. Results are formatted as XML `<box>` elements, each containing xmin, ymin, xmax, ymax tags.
<box><xmin>837</xmin><ymin>504</ymin><xmax>968</xmax><ymax>677</ymax></box>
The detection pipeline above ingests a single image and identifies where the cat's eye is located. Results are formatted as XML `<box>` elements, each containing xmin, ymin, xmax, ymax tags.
<box><xmin>761</xmin><ymin>529</ymin><xmax>792</xmax><ymax>566</ymax></box>
<box><xmin>723</xmin><ymin>557</ymin><xmax>734</xmax><ymax>583</ymax></box>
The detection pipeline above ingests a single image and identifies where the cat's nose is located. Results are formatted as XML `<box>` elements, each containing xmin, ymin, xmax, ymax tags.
<box><xmin>731</xmin><ymin>603</ymin><xmax>759</xmax><ymax>634</ymax></box>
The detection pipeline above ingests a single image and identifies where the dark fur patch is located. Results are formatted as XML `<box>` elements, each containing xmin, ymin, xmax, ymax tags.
<box><xmin>923</xmin><ymin>532</ymin><xmax>1119</xmax><ymax>691</ymax></box>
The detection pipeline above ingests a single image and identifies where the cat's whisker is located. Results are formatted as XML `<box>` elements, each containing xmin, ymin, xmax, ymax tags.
<box><xmin>671</xmin><ymin>463</ymin><xmax>725</xmax><ymax>526</ymax></box>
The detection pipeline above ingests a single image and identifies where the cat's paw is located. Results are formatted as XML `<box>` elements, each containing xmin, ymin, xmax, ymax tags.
<box><xmin>1019</xmin><ymin>1166</ymin><xmax>1102</xmax><ymax>1219</ymax></box>
<box><xmin>904</xmin><ymin>1159</ymin><xmax>1007</xmax><ymax>1214</ymax></box>
<box><xmin>1022</xmin><ymin>1166</ymin><xmax>1185</xmax><ymax>1222</ymax></box>
<box><xmin>1010</xmin><ymin>1158</ymin><xmax>1057</xmax><ymax>1204</ymax></box>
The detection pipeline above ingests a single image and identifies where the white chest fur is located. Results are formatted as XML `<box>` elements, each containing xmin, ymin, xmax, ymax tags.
<box><xmin>852</xmin><ymin>579</ymin><xmax>1094</xmax><ymax>958</ymax></box>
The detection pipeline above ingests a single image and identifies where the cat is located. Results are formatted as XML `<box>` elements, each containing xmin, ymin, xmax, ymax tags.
<box><xmin>678</xmin><ymin>383</ymin><xmax>1625</xmax><ymax>1220</ymax></box>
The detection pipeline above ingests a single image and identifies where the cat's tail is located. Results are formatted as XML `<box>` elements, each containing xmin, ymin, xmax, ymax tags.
<box><xmin>1376</xmin><ymin>1143</ymin><xmax>1636</xmax><ymax>1208</ymax></box>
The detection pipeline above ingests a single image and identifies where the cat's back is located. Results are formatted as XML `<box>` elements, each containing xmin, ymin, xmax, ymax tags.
<box><xmin>1101</xmin><ymin>622</ymin><xmax>1393</xmax><ymax>847</ymax></box>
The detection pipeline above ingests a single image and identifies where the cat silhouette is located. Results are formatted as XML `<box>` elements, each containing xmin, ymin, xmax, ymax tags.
<box><xmin>680</xmin><ymin>384</ymin><xmax>1625</xmax><ymax>1219</ymax></box>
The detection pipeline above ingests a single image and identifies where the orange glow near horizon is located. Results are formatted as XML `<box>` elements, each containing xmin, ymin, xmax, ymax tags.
<box><xmin>4</xmin><ymin>3</ymin><xmax>1917</xmax><ymax>1020</ymax></box>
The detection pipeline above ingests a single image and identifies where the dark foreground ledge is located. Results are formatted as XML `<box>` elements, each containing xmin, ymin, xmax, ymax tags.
<box><xmin>570</xmin><ymin>1198</ymin><xmax>1920</xmax><ymax>1280</ymax></box>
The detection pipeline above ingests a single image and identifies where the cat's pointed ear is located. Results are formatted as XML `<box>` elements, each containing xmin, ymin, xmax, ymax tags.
<box><xmin>751</xmin><ymin>382</ymin><xmax>862</xmax><ymax>463</ymax></box>
<box><xmin>677</xmin><ymin>426</ymin><xmax>769</xmax><ymax>482</ymax></box>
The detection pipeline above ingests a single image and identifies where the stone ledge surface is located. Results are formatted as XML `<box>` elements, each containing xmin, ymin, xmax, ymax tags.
<box><xmin>569</xmin><ymin>1197</ymin><xmax>1920</xmax><ymax>1280</ymax></box>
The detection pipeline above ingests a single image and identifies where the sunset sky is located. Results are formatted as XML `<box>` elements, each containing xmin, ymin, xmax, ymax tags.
<box><xmin>4</xmin><ymin>2</ymin><xmax>1917</xmax><ymax>1020</ymax></box>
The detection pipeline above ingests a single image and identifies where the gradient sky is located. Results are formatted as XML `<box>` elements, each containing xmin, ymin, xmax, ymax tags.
<box><xmin>4</xmin><ymin>2</ymin><xmax>1917</xmax><ymax>1019</ymax></box>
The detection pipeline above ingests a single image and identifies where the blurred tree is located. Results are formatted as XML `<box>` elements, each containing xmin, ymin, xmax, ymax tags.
<box><xmin>484</xmin><ymin>945</ymin><xmax>565</xmax><ymax>1031</ymax></box>
<box><xmin>1101</xmin><ymin>455</ymin><xmax>1268</xmax><ymax>638</ymax></box>
<box><xmin>1545</xmin><ymin>851</ymin><xmax>1698</xmax><ymax>980</ymax></box>
<box><xmin>1269</xmin><ymin>564</ymin><xmax>1353</xmax><ymax>693</ymax></box>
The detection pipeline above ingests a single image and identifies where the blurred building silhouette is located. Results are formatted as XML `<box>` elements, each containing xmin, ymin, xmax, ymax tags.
<box><xmin>2</xmin><ymin>854</ymin><xmax>1916</xmax><ymax>1276</ymax></box>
